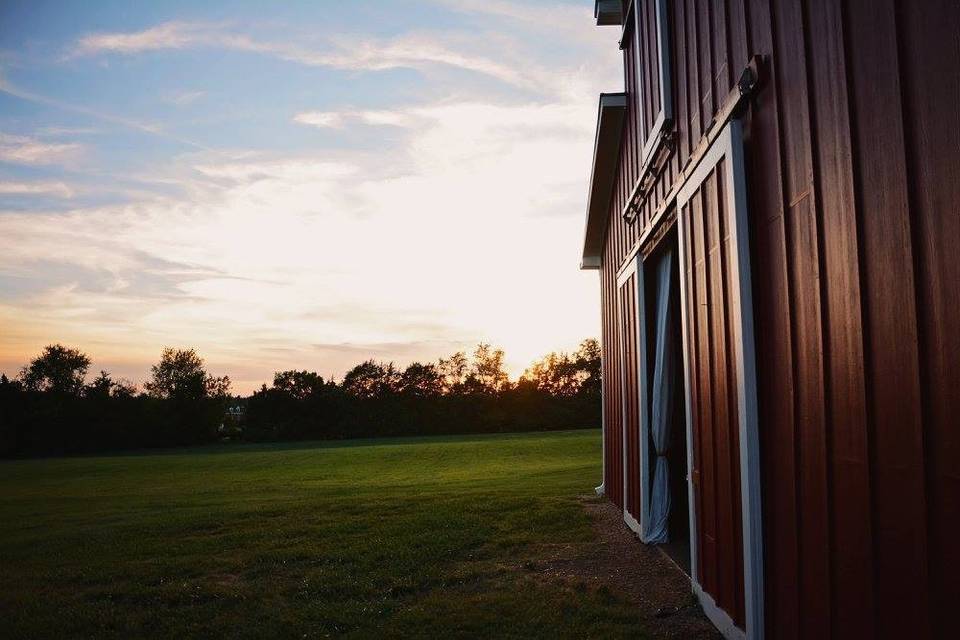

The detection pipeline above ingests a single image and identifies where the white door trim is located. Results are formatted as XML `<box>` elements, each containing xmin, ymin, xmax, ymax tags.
<box><xmin>616</xmin><ymin>256</ymin><xmax>643</xmax><ymax>536</ymax></box>
<box><xmin>675</xmin><ymin>119</ymin><xmax>764</xmax><ymax>640</ymax></box>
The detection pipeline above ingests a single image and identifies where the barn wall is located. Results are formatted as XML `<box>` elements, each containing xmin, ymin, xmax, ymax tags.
<box><xmin>679</xmin><ymin>156</ymin><xmax>747</xmax><ymax>626</ymax></box>
<box><xmin>596</xmin><ymin>1</ymin><xmax>960</xmax><ymax>637</ymax></box>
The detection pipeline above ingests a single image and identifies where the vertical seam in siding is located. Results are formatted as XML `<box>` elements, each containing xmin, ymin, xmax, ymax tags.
<box><xmin>765</xmin><ymin>1</ymin><xmax>804</xmax><ymax>631</ymax></box>
<box><xmin>798</xmin><ymin>0</ymin><xmax>834</xmax><ymax>633</ymax></box>
<box><xmin>891</xmin><ymin>0</ymin><xmax>933</xmax><ymax>619</ymax></box>
<box><xmin>838</xmin><ymin>0</ymin><xmax>877</xmax><ymax>631</ymax></box>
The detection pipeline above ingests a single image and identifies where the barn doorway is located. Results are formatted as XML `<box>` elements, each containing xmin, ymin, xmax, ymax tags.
<box><xmin>639</xmin><ymin>228</ymin><xmax>690</xmax><ymax>575</ymax></box>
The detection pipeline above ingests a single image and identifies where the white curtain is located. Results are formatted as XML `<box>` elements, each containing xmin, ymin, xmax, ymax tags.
<box><xmin>643</xmin><ymin>247</ymin><xmax>675</xmax><ymax>544</ymax></box>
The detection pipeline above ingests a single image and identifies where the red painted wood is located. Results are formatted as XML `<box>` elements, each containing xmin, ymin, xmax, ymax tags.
<box><xmin>897</xmin><ymin>3</ymin><xmax>960</xmax><ymax>636</ymax></box>
<box><xmin>771</xmin><ymin>1</ymin><xmax>831</xmax><ymax>636</ymax></box>
<box><xmin>846</xmin><ymin>1</ymin><xmax>929</xmax><ymax>636</ymax></box>
<box><xmin>680</xmin><ymin>162</ymin><xmax>746</xmax><ymax>627</ymax></box>
<box><xmin>719</xmin><ymin>169</ymin><xmax>746</xmax><ymax>626</ymax></box>
<box><xmin>686</xmin><ymin>0</ymin><xmax>702</xmax><ymax>148</ymax></box>
<box><xmin>673</xmin><ymin>0</ymin><xmax>690</xmax><ymax>165</ymax></box>
<box><xmin>705</xmin><ymin>166</ymin><xmax>738</xmax><ymax>623</ymax></box>
<box><xmin>803</xmin><ymin>0</ymin><xmax>875</xmax><ymax>636</ymax></box>
<box><xmin>745</xmin><ymin>1</ymin><xmax>800</xmax><ymax>636</ymax></box>
<box><xmin>681</xmin><ymin>199</ymin><xmax>706</xmax><ymax>583</ymax></box>
<box><xmin>691</xmin><ymin>189</ymin><xmax>719</xmax><ymax>599</ymax></box>
<box><xmin>594</xmin><ymin>2</ymin><xmax>959</xmax><ymax>635</ymax></box>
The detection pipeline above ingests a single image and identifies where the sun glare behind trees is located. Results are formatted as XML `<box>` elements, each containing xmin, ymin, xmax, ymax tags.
<box><xmin>0</xmin><ymin>340</ymin><xmax>601</xmax><ymax>457</ymax></box>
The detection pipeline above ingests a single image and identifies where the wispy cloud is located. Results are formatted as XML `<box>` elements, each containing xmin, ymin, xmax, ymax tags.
<box><xmin>72</xmin><ymin>21</ymin><xmax>212</xmax><ymax>56</ymax></box>
<box><xmin>0</xmin><ymin>132</ymin><xmax>82</xmax><ymax>165</ymax></box>
<box><xmin>36</xmin><ymin>126</ymin><xmax>101</xmax><ymax>136</ymax></box>
<box><xmin>71</xmin><ymin>21</ymin><xmax>541</xmax><ymax>91</ymax></box>
<box><xmin>0</xmin><ymin>79</ymin><xmax>214</xmax><ymax>152</ymax></box>
<box><xmin>293</xmin><ymin>109</ymin><xmax>415</xmax><ymax>130</ymax></box>
<box><xmin>162</xmin><ymin>89</ymin><xmax>206</xmax><ymax>106</ymax></box>
<box><xmin>435</xmin><ymin>0</ymin><xmax>596</xmax><ymax>39</ymax></box>
<box><xmin>292</xmin><ymin>111</ymin><xmax>345</xmax><ymax>129</ymax></box>
<box><xmin>0</xmin><ymin>180</ymin><xmax>75</xmax><ymax>198</ymax></box>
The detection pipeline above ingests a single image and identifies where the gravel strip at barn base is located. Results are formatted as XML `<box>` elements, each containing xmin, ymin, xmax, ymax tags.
<box><xmin>526</xmin><ymin>496</ymin><xmax>721</xmax><ymax>639</ymax></box>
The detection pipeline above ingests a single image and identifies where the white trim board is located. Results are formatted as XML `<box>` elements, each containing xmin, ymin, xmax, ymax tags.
<box><xmin>695</xmin><ymin>583</ymin><xmax>747</xmax><ymax>640</ymax></box>
<box><xmin>616</xmin><ymin>256</ymin><xmax>644</xmax><ymax>535</ymax></box>
<box><xmin>636</xmin><ymin>253</ymin><xmax>652</xmax><ymax>538</ymax></box>
<box><xmin>675</xmin><ymin>119</ymin><xmax>764</xmax><ymax>640</ymax></box>
<box><xmin>597</xmin><ymin>265</ymin><xmax>607</xmax><ymax>497</ymax></box>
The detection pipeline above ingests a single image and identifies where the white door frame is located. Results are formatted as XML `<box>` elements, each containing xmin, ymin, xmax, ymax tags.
<box><xmin>616</xmin><ymin>257</ymin><xmax>643</xmax><ymax>536</ymax></box>
<box><xmin>675</xmin><ymin>119</ymin><xmax>764</xmax><ymax>640</ymax></box>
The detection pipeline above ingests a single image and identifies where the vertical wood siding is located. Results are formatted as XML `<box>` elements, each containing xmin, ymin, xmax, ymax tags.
<box><xmin>681</xmin><ymin>159</ymin><xmax>746</xmax><ymax>627</ymax></box>
<box><xmin>601</xmin><ymin>258</ymin><xmax>624</xmax><ymax>508</ymax></box>
<box><xmin>596</xmin><ymin>0</ymin><xmax>960</xmax><ymax>636</ymax></box>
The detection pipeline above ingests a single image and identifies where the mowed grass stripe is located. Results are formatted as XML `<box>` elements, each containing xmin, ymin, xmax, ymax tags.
<box><xmin>0</xmin><ymin>430</ymin><xmax>646</xmax><ymax>639</ymax></box>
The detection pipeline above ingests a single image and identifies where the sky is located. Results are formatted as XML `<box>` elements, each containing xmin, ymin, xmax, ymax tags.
<box><xmin>0</xmin><ymin>0</ymin><xmax>622</xmax><ymax>394</ymax></box>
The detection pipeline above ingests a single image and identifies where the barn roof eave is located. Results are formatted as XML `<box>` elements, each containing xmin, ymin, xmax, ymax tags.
<box><xmin>594</xmin><ymin>0</ymin><xmax>624</xmax><ymax>26</ymax></box>
<box><xmin>581</xmin><ymin>92</ymin><xmax>627</xmax><ymax>271</ymax></box>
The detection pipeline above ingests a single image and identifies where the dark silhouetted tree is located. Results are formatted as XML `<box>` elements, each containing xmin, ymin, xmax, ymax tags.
<box><xmin>399</xmin><ymin>362</ymin><xmax>443</xmax><ymax>397</ymax></box>
<box><xmin>437</xmin><ymin>351</ymin><xmax>468</xmax><ymax>394</ymax></box>
<box><xmin>272</xmin><ymin>370</ymin><xmax>326</xmax><ymax>400</ymax></box>
<box><xmin>145</xmin><ymin>348</ymin><xmax>230</xmax><ymax>401</ymax></box>
<box><xmin>519</xmin><ymin>339</ymin><xmax>602</xmax><ymax>397</ymax></box>
<box><xmin>573</xmin><ymin>338</ymin><xmax>601</xmax><ymax>396</ymax></box>
<box><xmin>85</xmin><ymin>370</ymin><xmax>114</xmax><ymax>399</ymax></box>
<box><xmin>18</xmin><ymin>344</ymin><xmax>90</xmax><ymax>395</ymax></box>
<box><xmin>144</xmin><ymin>348</ymin><xmax>230</xmax><ymax>445</ymax></box>
<box><xmin>342</xmin><ymin>361</ymin><xmax>400</xmax><ymax>398</ymax></box>
<box><xmin>85</xmin><ymin>371</ymin><xmax>138</xmax><ymax>399</ymax></box>
<box><xmin>468</xmin><ymin>343</ymin><xmax>509</xmax><ymax>394</ymax></box>
<box><xmin>2</xmin><ymin>338</ymin><xmax>602</xmax><ymax>457</ymax></box>
<box><xmin>521</xmin><ymin>352</ymin><xmax>583</xmax><ymax>396</ymax></box>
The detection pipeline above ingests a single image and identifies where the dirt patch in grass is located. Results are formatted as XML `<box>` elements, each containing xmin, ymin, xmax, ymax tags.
<box><xmin>525</xmin><ymin>496</ymin><xmax>720</xmax><ymax>639</ymax></box>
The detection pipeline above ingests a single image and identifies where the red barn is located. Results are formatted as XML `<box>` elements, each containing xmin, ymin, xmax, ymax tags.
<box><xmin>582</xmin><ymin>1</ymin><xmax>959</xmax><ymax>638</ymax></box>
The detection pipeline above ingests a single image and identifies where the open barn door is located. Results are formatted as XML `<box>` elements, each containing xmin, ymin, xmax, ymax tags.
<box><xmin>616</xmin><ymin>259</ymin><xmax>643</xmax><ymax>535</ymax></box>
<box><xmin>676</xmin><ymin>119</ymin><xmax>764</xmax><ymax>640</ymax></box>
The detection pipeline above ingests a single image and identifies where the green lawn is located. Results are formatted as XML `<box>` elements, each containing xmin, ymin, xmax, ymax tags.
<box><xmin>0</xmin><ymin>430</ymin><xmax>646</xmax><ymax>638</ymax></box>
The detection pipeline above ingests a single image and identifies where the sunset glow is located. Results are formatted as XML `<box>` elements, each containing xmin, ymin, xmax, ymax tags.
<box><xmin>0</xmin><ymin>1</ymin><xmax>622</xmax><ymax>392</ymax></box>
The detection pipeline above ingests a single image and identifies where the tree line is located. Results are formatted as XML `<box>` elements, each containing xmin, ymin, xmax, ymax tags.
<box><xmin>0</xmin><ymin>340</ymin><xmax>600</xmax><ymax>457</ymax></box>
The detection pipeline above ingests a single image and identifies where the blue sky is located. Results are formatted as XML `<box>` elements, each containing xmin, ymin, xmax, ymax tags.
<box><xmin>0</xmin><ymin>0</ymin><xmax>622</xmax><ymax>392</ymax></box>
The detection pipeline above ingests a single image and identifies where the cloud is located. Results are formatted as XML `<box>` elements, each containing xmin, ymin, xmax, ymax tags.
<box><xmin>294</xmin><ymin>109</ymin><xmax>416</xmax><ymax>130</ymax></box>
<box><xmin>0</xmin><ymin>94</ymin><xmax>603</xmax><ymax>392</ymax></box>
<box><xmin>434</xmin><ymin>0</ymin><xmax>596</xmax><ymax>40</ymax></box>
<box><xmin>292</xmin><ymin>111</ymin><xmax>345</xmax><ymax>129</ymax></box>
<box><xmin>73</xmin><ymin>21</ymin><xmax>211</xmax><ymax>56</ymax></box>
<box><xmin>0</xmin><ymin>81</ymin><xmax>214</xmax><ymax>152</ymax></box>
<box><xmin>0</xmin><ymin>180</ymin><xmax>75</xmax><ymax>198</ymax></box>
<box><xmin>71</xmin><ymin>22</ymin><xmax>545</xmax><ymax>91</ymax></box>
<box><xmin>163</xmin><ymin>89</ymin><xmax>206</xmax><ymax>106</ymax></box>
<box><xmin>36</xmin><ymin>126</ymin><xmax>101</xmax><ymax>136</ymax></box>
<box><xmin>2</xmin><ymin>6</ymin><xmax>624</xmax><ymax>391</ymax></box>
<box><xmin>0</xmin><ymin>132</ymin><xmax>82</xmax><ymax>165</ymax></box>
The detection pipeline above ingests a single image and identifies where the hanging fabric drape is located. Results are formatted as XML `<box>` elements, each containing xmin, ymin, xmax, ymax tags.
<box><xmin>643</xmin><ymin>247</ymin><xmax>675</xmax><ymax>544</ymax></box>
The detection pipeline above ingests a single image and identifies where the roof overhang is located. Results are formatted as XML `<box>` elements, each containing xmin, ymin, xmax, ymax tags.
<box><xmin>581</xmin><ymin>92</ymin><xmax>627</xmax><ymax>270</ymax></box>
<box><xmin>594</xmin><ymin>0</ymin><xmax>624</xmax><ymax>26</ymax></box>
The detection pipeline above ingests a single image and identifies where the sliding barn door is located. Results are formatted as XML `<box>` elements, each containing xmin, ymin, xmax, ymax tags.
<box><xmin>677</xmin><ymin>120</ymin><xmax>763</xmax><ymax>639</ymax></box>
<box><xmin>617</xmin><ymin>259</ymin><xmax>643</xmax><ymax>534</ymax></box>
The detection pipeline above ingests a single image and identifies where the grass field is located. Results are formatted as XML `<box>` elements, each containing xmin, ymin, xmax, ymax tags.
<box><xmin>0</xmin><ymin>430</ymin><xmax>651</xmax><ymax>639</ymax></box>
